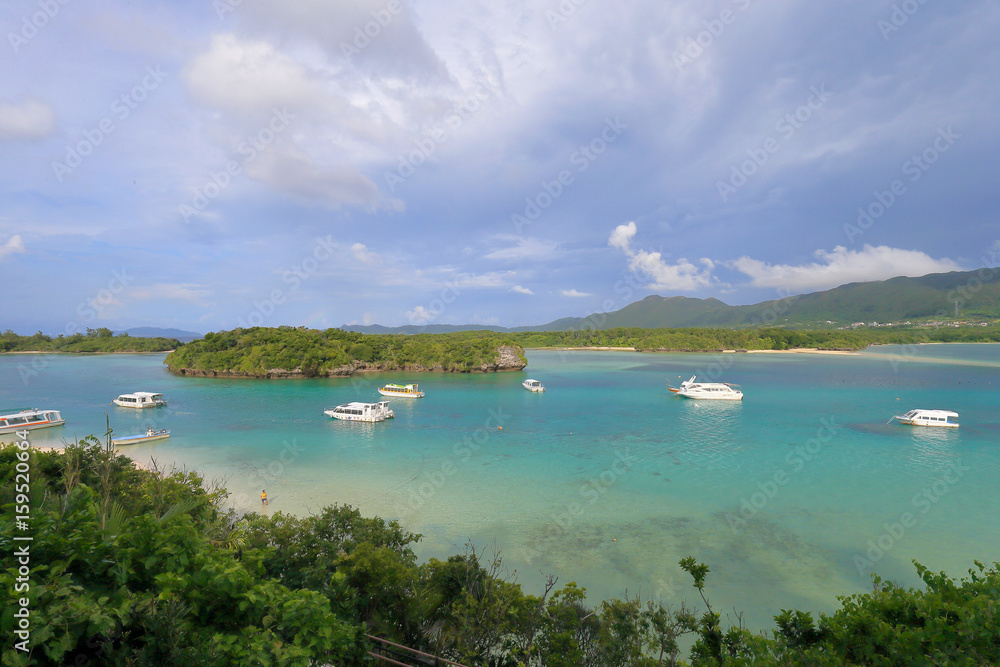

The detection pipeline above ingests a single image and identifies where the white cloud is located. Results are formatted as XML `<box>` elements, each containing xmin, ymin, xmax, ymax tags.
<box><xmin>405</xmin><ymin>305</ymin><xmax>435</xmax><ymax>324</ymax></box>
<box><xmin>511</xmin><ymin>285</ymin><xmax>534</xmax><ymax>295</ymax></box>
<box><xmin>184</xmin><ymin>34</ymin><xmax>326</xmax><ymax>115</ymax></box>
<box><xmin>0</xmin><ymin>98</ymin><xmax>55</xmax><ymax>140</ymax></box>
<box><xmin>608</xmin><ymin>222</ymin><xmax>637</xmax><ymax>251</ymax></box>
<box><xmin>608</xmin><ymin>222</ymin><xmax>715</xmax><ymax>290</ymax></box>
<box><xmin>731</xmin><ymin>244</ymin><xmax>963</xmax><ymax>291</ymax></box>
<box><xmin>561</xmin><ymin>289</ymin><xmax>591</xmax><ymax>297</ymax></box>
<box><xmin>0</xmin><ymin>234</ymin><xmax>25</xmax><ymax>260</ymax></box>
<box><xmin>351</xmin><ymin>243</ymin><xmax>380</xmax><ymax>264</ymax></box>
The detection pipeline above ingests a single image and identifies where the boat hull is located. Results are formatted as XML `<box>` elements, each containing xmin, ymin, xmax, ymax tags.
<box><xmin>675</xmin><ymin>392</ymin><xmax>742</xmax><ymax>401</ymax></box>
<box><xmin>112</xmin><ymin>400</ymin><xmax>166</xmax><ymax>408</ymax></box>
<box><xmin>0</xmin><ymin>419</ymin><xmax>66</xmax><ymax>434</ymax></box>
<box><xmin>894</xmin><ymin>418</ymin><xmax>958</xmax><ymax>428</ymax></box>
<box><xmin>377</xmin><ymin>389</ymin><xmax>424</xmax><ymax>398</ymax></box>
<box><xmin>112</xmin><ymin>432</ymin><xmax>170</xmax><ymax>445</ymax></box>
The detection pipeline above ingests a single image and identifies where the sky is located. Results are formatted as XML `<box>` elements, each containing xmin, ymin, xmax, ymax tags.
<box><xmin>1</xmin><ymin>0</ymin><xmax>998</xmax><ymax>335</ymax></box>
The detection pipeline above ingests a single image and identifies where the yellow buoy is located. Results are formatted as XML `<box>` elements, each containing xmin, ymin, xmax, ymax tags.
<box><xmin>498</xmin><ymin>426</ymin><xmax>503</xmax><ymax>430</ymax></box>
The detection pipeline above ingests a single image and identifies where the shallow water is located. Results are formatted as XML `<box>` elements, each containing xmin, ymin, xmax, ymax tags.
<box><xmin>2</xmin><ymin>344</ymin><xmax>997</xmax><ymax>629</ymax></box>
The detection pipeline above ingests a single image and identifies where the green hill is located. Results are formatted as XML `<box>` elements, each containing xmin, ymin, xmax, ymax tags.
<box><xmin>535</xmin><ymin>270</ymin><xmax>1000</xmax><ymax>330</ymax></box>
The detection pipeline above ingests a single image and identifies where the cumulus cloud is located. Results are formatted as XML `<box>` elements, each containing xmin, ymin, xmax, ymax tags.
<box><xmin>405</xmin><ymin>305</ymin><xmax>435</xmax><ymax>324</ymax></box>
<box><xmin>0</xmin><ymin>98</ymin><xmax>55</xmax><ymax>140</ymax></box>
<box><xmin>511</xmin><ymin>285</ymin><xmax>534</xmax><ymax>294</ymax></box>
<box><xmin>730</xmin><ymin>244</ymin><xmax>963</xmax><ymax>291</ymax></box>
<box><xmin>561</xmin><ymin>289</ymin><xmax>591</xmax><ymax>297</ymax></box>
<box><xmin>0</xmin><ymin>234</ymin><xmax>26</xmax><ymax>260</ymax></box>
<box><xmin>184</xmin><ymin>34</ymin><xmax>327</xmax><ymax>115</ymax></box>
<box><xmin>608</xmin><ymin>222</ymin><xmax>715</xmax><ymax>290</ymax></box>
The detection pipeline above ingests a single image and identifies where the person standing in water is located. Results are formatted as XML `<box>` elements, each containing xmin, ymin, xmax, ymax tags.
<box><xmin>261</xmin><ymin>489</ymin><xmax>268</xmax><ymax>506</ymax></box>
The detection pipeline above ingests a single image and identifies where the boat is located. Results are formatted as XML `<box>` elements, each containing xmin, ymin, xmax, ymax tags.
<box><xmin>522</xmin><ymin>379</ymin><xmax>545</xmax><ymax>392</ymax></box>
<box><xmin>890</xmin><ymin>409</ymin><xmax>959</xmax><ymax>428</ymax></box>
<box><xmin>668</xmin><ymin>375</ymin><xmax>743</xmax><ymax>400</ymax></box>
<box><xmin>112</xmin><ymin>427</ymin><xmax>170</xmax><ymax>446</ymax></box>
<box><xmin>0</xmin><ymin>408</ymin><xmax>66</xmax><ymax>434</ymax></box>
<box><xmin>324</xmin><ymin>401</ymin><xmax>394</xmax><ymax>422</ymax></box>
<box><xmin>378</xmin><ymin>383</ymin><xmax>425</xmax><ymax>398</ymax></box>
<box><xmin>112</xmin><ymin>392</ymin><xmax>167</xmax><ymax>408</ymax></box>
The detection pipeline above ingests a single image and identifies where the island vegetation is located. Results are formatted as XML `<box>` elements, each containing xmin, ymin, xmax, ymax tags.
<box><xmin>0</xmin><ymin>329</ymin><xmax>180</xmax><ymax>354</ymax></box>
<box><xmin>2</xmin><ymin>439</ymin><xmax>997</xmax><ymax>666</ymax></box>
<box><xmin>164</xmin><ymin>326</ymin><xmax>527</xmax><ymax>377</ymax></box>
<box><xmin>510</xmin><ymin>324</ymin><xmax>1000</xmax><ymax>351</ymax></box>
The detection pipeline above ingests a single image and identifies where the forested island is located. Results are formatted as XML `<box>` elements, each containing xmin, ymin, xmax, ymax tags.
<box><xmin>164</xmin><ymin>326</ymin><xmax>527</xmax><ymax>378</ymax></box>
<box><xmin>161</xmin><ymin>325</ymin><xmax>1000</xmax><ymax>379</ymax></box>
<box><xmin>0</xmin><ymin>328</ymin><xmax>180</xmax><ymax>354</ymax></box>
<box><xmin>2</xmin><ymin>440</ymin><xmax>997</xmax><ymax>666</ymax></box>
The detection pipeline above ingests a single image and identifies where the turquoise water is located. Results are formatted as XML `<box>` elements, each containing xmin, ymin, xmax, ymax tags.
<box><xmin>2</xmin><ymin>345</ymin><xmax>998</xmax><ymax>629</ymax></box>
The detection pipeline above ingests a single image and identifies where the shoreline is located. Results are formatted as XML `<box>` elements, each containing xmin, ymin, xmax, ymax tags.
<box><xmin>32</xmin><ymin>442</ymin><xmax>151</xmax><ymax>470</ymax></box>
<box><xmin>0</xmin><ymin>350</ymin><xmax>175</xmax><ymax>355</ymax></box>
<box><xmin>532</xmin><ymin>346</ymin><xmax>861</xmax><ymax>355</ymax></box>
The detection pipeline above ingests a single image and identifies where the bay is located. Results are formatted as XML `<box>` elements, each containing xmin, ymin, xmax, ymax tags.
<box><xmin>2</xmin><ymin>344</ymin><xmax>998</xmax><ymax>630</ymax></box>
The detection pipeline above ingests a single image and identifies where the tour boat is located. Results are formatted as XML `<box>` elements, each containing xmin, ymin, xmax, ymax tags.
<box><xmin>891</xmin><ymin>409</ymin><xmax>959</xmax><ymax>428</ymax></box>
<box><xmin>522</xmin><ymin>379</ymin><xmax>545</xmax><ymax>392</ymax></box>
<box><xmin>668</xmin><ymin>375</ymin><xmax>743</xmax><ymax>400</ymax></box>
<box><xmin>112</xmin><ymin>392</ymin><xmax>167</xmax><ymax>408</ymax></box>
<box><xmin>112</xmin><ymin>427</ymin><xmax>170</xmax><ymax>446</ymax></box>
<box><xmin>0</xmin><ymin>408</ymin><xmax>66</xmax><ymax>434</ymax></box>
<box><xmin>324</xmin><ymin>401</ymin><xmax>394</xmax><ymax>422</ymax></box>
<box><xmin>378</xmin><ymin>383</ymin><xmax>425</xmax><ymax>398</ymax></box>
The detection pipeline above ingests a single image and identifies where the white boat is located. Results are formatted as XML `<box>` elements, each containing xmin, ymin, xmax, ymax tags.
<box><xmin>112</xmin><ymin>427</ymin><xmax>170</xmax><ymax>446</ymax></box>
<box><xmin>0</xmin><ymin>408</ymin><xmax>66</xmax><ymax>434</ymax></box>
<box><xmin>668</xmin><ymin>375</ymin><xmax>743</xmax><ymax>400</ymax></box>
<box><xmin>378</xmin><ymin>383</ymin><xmax>424</xmax><ymax>398</ymax></box>
<box><xmin>891</xmin><ymin>409</ymin><xmax>959</xmax><ymax>428</ymax></box>
<box><xmin>522</xmin><ymin>379</ymin><xmax>545</xmax><ymax>392</ymax></box>
<box><xmin>324</xmin><ymin>401</ymin><xmax>394</xmax><ymax>422</ymax></box>
<box><xmin>113</xmin><ymin>392</ymin><xmax>167</xmax><ymax>408</ymax></box>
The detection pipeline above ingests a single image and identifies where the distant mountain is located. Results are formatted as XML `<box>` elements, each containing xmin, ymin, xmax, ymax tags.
<box><xmin>530</xmin><ymin>270</ymin><xmax>1000</xmax><ymax>330</ymax></box>
<box><xmin>344</xmin><ymin>270</ymin><xmax>1000</xmax><ymax>333</ymax></box>
<box><xmin>119</xmin><ymin>327</ymin><xmax>203</xmax><ymax>342</ymax></box>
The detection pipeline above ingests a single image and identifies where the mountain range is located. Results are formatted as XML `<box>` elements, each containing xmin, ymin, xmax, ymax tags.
<box><xmin>342</xmin><ymin>269</ymin><xmax>1000</xmax><ymax>334</ymax></box>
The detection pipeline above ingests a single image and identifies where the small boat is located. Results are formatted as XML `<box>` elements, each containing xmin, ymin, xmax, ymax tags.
<box><xmin>891</xmin><ymin>409</ymin><xmax>959</xmax><ymax>428</ymax></box>
<box><xmin>522</xmin><ymin>379</ymin><xmax>545</xmax><ymax>392</ymax></box>
<box><xmin>378</xmin><ymin>383</ymin><xmax>424</xmax><ymax>398</ymax></box>
<box><xmin>112</xmin><ymin>427</ymin><xmax>170</xmax><ymax>446</ymax></box>
<box><xmin>668</xmin><ymin>375</ymin><xmax>743</xmax><ymax>400</ymax></box>
<box><xmin>112</xmin><ymin>392</ymin><xmax>167</xmax><ymax>408</ymax></box>
<box><xmin>324</xmin><ymin>401</ymin><xmax>394</xmax><ymax>422</ymax></box>
<box><xmin>0</xmin><ymin>408</ymin><xmax>66</xmax><ymax>434</ymax></box>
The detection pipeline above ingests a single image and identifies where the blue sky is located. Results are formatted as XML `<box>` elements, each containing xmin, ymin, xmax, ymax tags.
<box><xmin>2</xmin><ymin>0</ymin><xmax>998</xmax><ymax>335</ymax></box>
